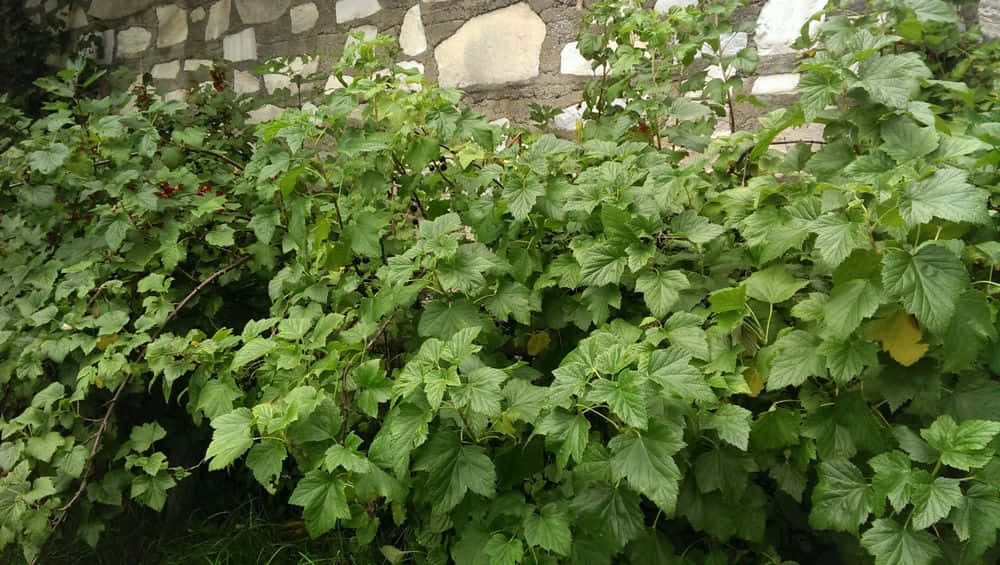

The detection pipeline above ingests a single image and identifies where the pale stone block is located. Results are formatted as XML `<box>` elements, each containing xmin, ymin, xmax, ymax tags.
<box><xmin>248</xmin><ymin>104</ymin><xmax>284</xmax><ymax>124</ymax></box>
<box><xmin>982</xmin><ymin>0</ymin><xmax>1000</xmax><ymax>39</ymax></box>
<box><xmin>702</xmin><ymin>32</ymin><xmax>748</xmax><ymax>57</ymax></box>
<box><xmin>654</xmin><ymin>0</ymin><xmax>696</xmax><ymax>12</ymax></box>
<box><xmin>400</xmin><ymin>5</ymin><xmax>427</xmax><ymax>56</ymax></box>
<box><xmin>88</xmin><ymin>0</ymin><xmax>155</xmax><ymax>19</ymax></box>
<box><xmin>560</xmin><ymin>41</ymin><xmax>602</xmax><ymax>76</ymax></box>
<box><xmin>345</xmin><ymin>24</ymin><xmax>378</xmax><ymax>49</ymax></box>
<box><xmin>263</xmin><ymin>57</ymin><xmax>319</xmax><ymax>94</ymax></box>
<box><xmin>117</xmin><ymin>27</ymin><xmax>152</xmax><ymax>58</ymax></box>
<box><xmin>290</xmin><ymin>2</ymin><xmax>319</xmax><ymax>34</ymax></box>
<box><xmin>235</xmin><ymin>0</ymin><xmax>291</xmax><ymax>24</ymax></box>
<box><xmin>190</xmin><ymin>6</ymin><xmax>206</xmax><ymax>22</ymax></box>
<box><xmin>206</xmin><ymin>0</ymin><xmax>231</xmax><ymax>41</ymax></box>
<box><xmin>434</xmin><ymin>3</ymin><xmax>546</xmax><ymax>88</ymax></box>
<box><xmin>164</xmin><ymin>89</ymin><xmax>187</xmax><ymax>102</ymax></box>
<box><xmin>751</xmin><ymin>73</ymin><xmax>801</xmax><ymax>95</ymax></box>
<box><xmin>184</xmin><ymin>59</ymin><xmax>213</xmax><ymax>71</ymax></box>
<box><xmin>157</xmin><ymin>5</ymin><xmax>188</xmax><ymax>48</ymax></box>
<box><xmin>234</xmin><ymin>70</ymin><xmax>260</xmax><ymax>94</ymax></box>
<box><xmin>324</xmin><ymin>74</ymin><xmax>353</xmax><ymax>93</ymax></box>
<box><xmin>755</xmin><ymin>0</ymin><xmax>827</xmax><ymax>56</ymax></box>
<box><xmin>224</xmin><ymin>28</ymin><xmax>257</xmax><ymax>62</ymax></box>
<box><xmin>152</xmin><ymin>59</ymin><xmax>181</xmax><ymax>79</ymax></box>
<box><xmin>336</xmin><ymin>0</ymin><xmax>381</xmax><ymax>24</ymax></box>
<box><xmin>554</xmin><ymin>102</ymin><xmax>586</xmax><ymax>131</ymax></box>
<box><xmin>67</xmin><ymin>7</ymin><xmax>88</xmax><ymax>29</ymax></box>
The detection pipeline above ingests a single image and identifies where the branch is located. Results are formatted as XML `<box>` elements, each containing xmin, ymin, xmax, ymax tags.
<box><xmin>34</xmin><ymin>256</ymin><xmax>250</xmax><ymax>565</ymax></box>
<box><xmin>182</xmin><ymin>145</ymin><xmax>245</xmax><ymax>171</ymax></box>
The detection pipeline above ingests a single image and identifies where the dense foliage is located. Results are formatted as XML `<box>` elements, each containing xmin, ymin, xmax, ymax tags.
<box><xmin>2</xmin><ymin>0</ymin><xmax>999</xmax><ymax>563</ymax></box>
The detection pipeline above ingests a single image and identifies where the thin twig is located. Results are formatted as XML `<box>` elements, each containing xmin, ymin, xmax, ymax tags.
<box><xmin>338</xmin><ymin>313</ymin><xmax>395</xmax><ymax>442</ymax></box>
<box><xmin>34</xmin><ymin>256</ymin><xmax>250</xmax><ymax>565</ymax></box>
<box><xmin>182</xmin><ymin>145</ymin><xmax>245</xmax><ymax>171</ymax></box>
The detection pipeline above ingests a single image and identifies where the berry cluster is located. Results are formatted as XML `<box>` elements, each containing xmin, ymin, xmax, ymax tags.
<box><xmin>428</xmin><ymin>156</ymin><xmax>448</xmax><ymax>172</ymax></box>
<box><xmin>155</xmin><ymin>181</ymin><xmax>183</xmax><ymax>199</ymax></box>
<box><xmin>210</xmin><ymin>68</ymin><xmax>226</xmax><ymax>93</ymax></box>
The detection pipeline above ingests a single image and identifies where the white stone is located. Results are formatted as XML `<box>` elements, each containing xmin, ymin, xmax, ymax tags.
<box><xmin>234</xmin><ymin>70</ymin><xmax>260</xmax><ymax>94</ymax></box>
<box><xmin>982</xmin><ymin>1</ymin><xmax>1000</xmax><ymax>39</ymax></box>
<box><xmin>151</xmin><ymin>59</ymin><xmax>181</xmax><ymax>79</ymax></box>
<box><xmin>345</xmin><ymin>24</ymin><xmax>378</xmax><ymax>48</ymax></box>
<box><xmin>156</xmin><ymin>5</ymin><xmax>188</xmax><ymax>48</ymax></box>
<box><xmin>654</xmin><ymin>0</ymin><xmax>696</xmax><ymax>12</ymax></box>
<box><xmin>117</xmin><ymin>27</ymin><xmax>151</xmax><ymax>58</ymax></box>
<box><xmin>400</xmin><ymin>5</ymin><xmax>427</xmax><ymax>56</ymax></box>
<box><xmin>235</xmin><ymin>0</ymin><xmax>291</xmax><ymax>24</ymax></box>
<box><xmin>702</xmin><ymin>32</ymin><xmax>748</xmax><ymax>57</ymax></box>
<box><xmin>755</xmin><ymin>0</ymin><xmax>827</xmax><ymax>56</ymax></box>
<box><xmin>190</xmin><ymin>6</ymin><xmax>206</xmax><ymax>22</ymax></box>
<box><xmin>223</xmin><ymin>28</ymin><xmax>257</xmax><ymax>62</ymax></box>
<box><xmin>263</xmin><ymin>57</ymin><xmax>318</xmax><ymax>94</ymax></box>
<box><xmin>751</xmin><ymin>73</ymin><xmax>801</xmax><ymax>95</ymax></box>
<box><xmin>554</xmin><ymin>102</ymin><xmax>586</xmax><ymax>131</ymax></box>
<box><xmin>206</xmin><ymin>0</ymin><xmax>231</xmax><ymax>41</ymax></box>
<box><xmin>184</xmin><ymin>59</ymin><xmax>213</xmax><ymax>71</ymax></box>
<box><xmin>397</xmin><ymin>60</ymin><xmax>424</xmax><ymax>73</ymax></box>
<box><xmin>290</xmin><ymin>2</ymin><xmax>319</xmax><ymax>34</ymax></box>
<box><xmin>247</xmin><ymin>104</ymin><xmax>284</xmax><ymax>124</ymax></box>
<box><xmin>88</xmin><ymin>0</ymin><xmax>155</xmax><ymax>19</ymax></box>
<box><xmin>434</xmin><ymin>3</ymin><xmax>546</xmax><ymax>88</ymax></box>
<box><xmin>560</xmin><ymin>41</ymin><xmax>602</xmax><ymax>76</ymax></box>
<box><xmin>324</xmin><ymin>74</ymin><xmax>353</xmax><ymax>93</ymax></box>
<box><xmin>164</xmin><ymin>89</ymin><xmax>186</xmax><ymax>102</ymax></box>
<box><xmin>336</xmin><ymin>0</ymin><xmax>381</xmax><ymax>24</ymax></box>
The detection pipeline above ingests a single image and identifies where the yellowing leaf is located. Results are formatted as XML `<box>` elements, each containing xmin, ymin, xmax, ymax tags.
<box><xmin>96</xmin><ymin>334</ymin><xmax>119</xmax><ymax>351</ymax></box>
<box><xmin>869</xmin><ymin>311</ymin><xmax>929</xmax><ymax>367</ymax></box>
<box><xmin>745</xmin><ymin>369</ymin><xmax>764</xmax><ymax>397</ymax></box>
<box><xmin>526</xmin><ymin>331</ymin><xmax>551</xmax><ymax>356</ymax></box>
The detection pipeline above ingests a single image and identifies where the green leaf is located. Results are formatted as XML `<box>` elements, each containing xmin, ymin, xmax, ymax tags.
<box><xmin>902</xmin><ymin>0</ymin><xmax>959</xmax><ymax>23</ymax></box>
<box><xmin>797</xmin><ymin>68</ymin><xmax>844</xmax><ymax>121</ymax></box>
<box><xmin>810</xmin><ymin>214</ymin><xmax>869</xmax><ymax>268</ymax></box>
<box><xmin>418</xmin><ymin>300</ymin><xmax>483</xmax><ymax>339</ymax></box>
<box><xmin>818</xmin><ymin>338</ymin><xmax>879</xmax><ymax>384</ymax></box>
<box><xmin>25</xmin><ymin>432</ymin><xmax>63</xmax><ymax>463</ymax></box>
<box><xmin>414</xmin><ymin>431</ymin><xmax>496</xmax><ymax>513</ymax></box>
<box><xmin>921</xmin><ymin>415</ymin><xmax>1000</xmax><ymax>470</ymax></box>
<box><xmin>745</xmin><ymin>265</ymin><xmax>807</xmax><ymax>304</ymax></box>
<box><xmin>938</xmin><ymin>290</ymin><xmax>997</xmax><ymax>372</ymax></box>
<box><xmin>452</xmin><ymin>366</ymin><xmax>506</xmax><ymax>417</ymax></box>
<box><xmin>524</xmin><ymin>504</ymin><xmax>572</xmax><ymax>556</ymax></box>
<box><xmin>869</xmin><ymin>451</ymin><xmax>914</xmax><ymax>513</ymax></box>
<box><xmin>105</xmin><ymin>218</ymin><xmax>131</xmax><ymax>250</ymax></box>
<box><xmin>405</xmin><ymin>136</ymin><xmax>439</xmax><ymax>171</ymax></box>
<box><xmin>708</xmin><ymin>404</ymin><xmax>753</xmax><ymax>451</ymax></box>
<box><xmin>646</xmin><ymin>348</ymin><xmax>715</xmax><ymax>404</ymax></box>
<box><xmin>205</xmin><ymin>225</ymin><xmax>236</xmax><ymax>247</ymax></box>
<box><xmin>289</xmin><ymin>469</ymin><xmax>352</xmax><ymax>536</ymax></box>
<box><xmin>587</xmin><ymin>371</ymin><xmax>648</xmax><ymax>429</ymax></box>
<box><xmin>751</xmin><ymin>408</ymin><xmax>800</xmax><ymax>450</ymax></box>
<box><xmin>577</xmin><ymin>242</ymin><xmax>628</xmax><ymax>287</ymax></box>
<box><xmin>28</xmin><ymin>143</ymin><xmax>70</xmax><ymax>174</ymax></box>
<box><xmin>635</xmin><ymin>270</ymin><xmax>689</xmax><ymax>318</ymax></box>
<box><xmin>206</xmin><ymin>408</ymin><xmax>254</xmax><ymax>471</ymax></box>
<box><xmin>909</xmin><ymin>474</ymin><xmax>961</xmax><ymax>529</ymax></box>
<box><xmin>130</xmin><ymin>472</ymin><xmax>176</xmax><ymax>512</ymax></box>
<box><xmin>854</xmin><ymin>53</ymin><xmax>932</xmax><ymax>109</ymax></box>
<box><xmin>823</xmin><ymin>278</ymin><xmax>883</xmax><ymax>339</ymax></box>
<box><xmin>670</xmin><ymin>211</ymin><xmax>724</xmax><ymax>244</ymax></box>
<box><xmin>709</xmin><ymin>285</ymin><xmax>746</xmax><ymax>313</ymax></box>
<box><xmin>344</xmin><ymin>212</ymin><xmax>388</xmax><ymax>257</ymax></box>
<box><xmin>882</xmin><ymin>245</ymin><xmax>967</xmax><ymax>334</ymax></box>
<box><xmin>860</xmin><ymin>519</ymin><xmax>940</xmax><ymax>565</ymax></box>
<box><xmin>230</xmin><ymin>337</ymin><xmax>276</xmax><ymax>371</ymax></box>
<box><xmin>484</xmin><ymin>534</ymin><xmax>523</xmax><ymax>565</ymax></box>
<box><xmin>571</xmin><ymin>484</ymin><xmax>645</xmax><ymax>547</ymax></box>
<box><xmin>323</xmin><ymin>434</ymin><xmax>370</xmax><ymax>473</ymax></box>
<box><xmin>609</xmin><ymin>424</ymin><xmax>684</xmax><ymax>513</ymax></box>
<box><xmin>503</xmin><ymin>175</ymin><xmax>546</xmax><ymax>220</ymax></box>
<box><xmin>767</xmin><ymin>331</ymin><xmax>826</xmax><ymax>390</ymax></box>
<box><xmin>537</xmin><ymin>408</ymin><xmax>590</xmax><ymax>469</ymax></box>
<box><xmin>948</xmin><ymin>484</ymin><xmax>1000</xmax><ymax>559</ymax></box>
<box><xmin>482</xmin><ymin>282</ymin><xmax>539</xmax><ymax>325</ymax></box>
<box><xmin>129</xmin><ymin>423</ymin><xmax>166</xmax><ymax>453</ymax></box>
<box><xmin>196</xmin><ymin>380</ymin><xmax>242</xmax><ymax>419</ymax></box>
<box><xmin>880</xmin><ymin>118</ymin><xmax>939</xmax><ymax>162</ymax></box>
<box><xmin>246</xmin><ymin>440</ymin><xmax>286</xmax><ymax>493</ymax></box>
<box><xmin>899</xmin><ymin>168</ymin><xmax>988</xmax><ymax>227</ymax></box>
<box><xmin>810</xmin><ymin>459</ymin><xmax>878</xmax><ymax>533</ymax></box>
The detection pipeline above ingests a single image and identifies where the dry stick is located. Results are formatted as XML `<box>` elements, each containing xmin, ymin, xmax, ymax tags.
<box><xmin>338</xmin><ymin>313</ymin><xmax>395</xmax><ymax>442</ymax></box>
<box><xmin>33</xmin><ymin>256</ymin><xmax>250</xmax><ymax>565</ymax></box>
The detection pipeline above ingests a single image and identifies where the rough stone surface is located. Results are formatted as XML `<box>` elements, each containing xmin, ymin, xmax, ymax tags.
<box><xmin>190</xmin><ymin>6</ymin><xmax>206</xmax><ymax>22</ymax></box>
<box><xmin>654</xmin><ymin>0</ymin><xmax>696</xmax><ymax>12</ymax></box>
<box><xmin>703</xmin><ymin>32</ymin><xmax>748</xmax><ymax>57</ymax></box>
<box><xmin>336</xmin><ymin>0</ymin><xmax>382</xmax><ymax>24</ymax></box>
<box><xmin>400</xmin><ymin>5</ymin><xmax>427</xmax><ymax>56</ymax></box>
<box><xmin>755</xmin><ymin>0</ymin><xmax>827</xmax><ymax>56</ymax></box>
<box><xmin>346</xmin><ymin>24</ymin><xmax>378</xmax><ymax>49</ymax></box>
<box><xmin>156</xmin><ymin>5</ymin><xmax>188</xmax><ymax>47</ymax></box>
<box><xmin>117</xmin><ymin>27</ymin><xmax>152</xmax><ymax>58</ymax></box>
<box><xmin>224</xmin><ymin>28</ymin><xmax>257</xmax><ymax>61</ymax></box>
<box><xmin>248</xmin><ymin>104</ymin><xmax>284</xmax><ymax>124</ymax></box>
<box><xmin>751</xmin><ymin>73</ymin><xmax>801</xmax><ymax>95</ymax></box>
<box><xmin>164</xmin><ymin>89</ymin><xmax>186</xmax><ymax>102</ymax></box>
<box><xmin>100</xmin><ymin>30</ymin><xmax>115</xmax><ymax>64</ymax></box>
<box><xmin>981</xmin><ymin>0</ymin><xmax>1000</xmax><ymax>39</ymax></box>
<box><xmin>67</xmin><ymin>7</ymin><xmax>88</xmax><ymax>29</ymax></box>
<box><xmin>206</xmin><ymin>0</ymin><xmax>231</xmax><ymax>41</ymax></box>
<box><xmin>560</xmin><ymin>41</ymin><xmax>600</xmax><ymax>76</ymax></box>
<box><xmin>290</xmin><ymin>2</ymin><xmax>319</xmax><ymax>34</ymax></box>
<box><xmin>235</xmin><ymin>0</ymin><xmax>291</xmax><ymax>24</ymax></box>
<box><xmin>264</xmin><ymin>57</ymin><xmax>319</xmax><ymax>94</ymax></box>
<box><xmin>88</xmin><ymin>0</ymin><xmax>155</xmax><ymax>20</ymax></box>
<box><xmin>234</xmin><ymin>70</ymin><xmax>261</xmax><ymax>94</ymax></box>
<box><xmin>151</xmin><ymin>59</ymin><xmax>181</xmax><ymax>79</ymax></box>
<box><xmin>184</xmin><ymin>59</ymin><xmax>213</xmax><ymax>71</ymax></box>
<box><xmin>435</xmin><ymin>3</ymin><xmax>546</xmax><ymax>88</ymax></box>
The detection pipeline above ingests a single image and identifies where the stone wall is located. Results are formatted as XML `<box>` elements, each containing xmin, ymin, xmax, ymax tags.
<box><xmin>29</xmin><ymin>0</ymin><xmax>1000</xmax><ymax>126</ymax></box>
